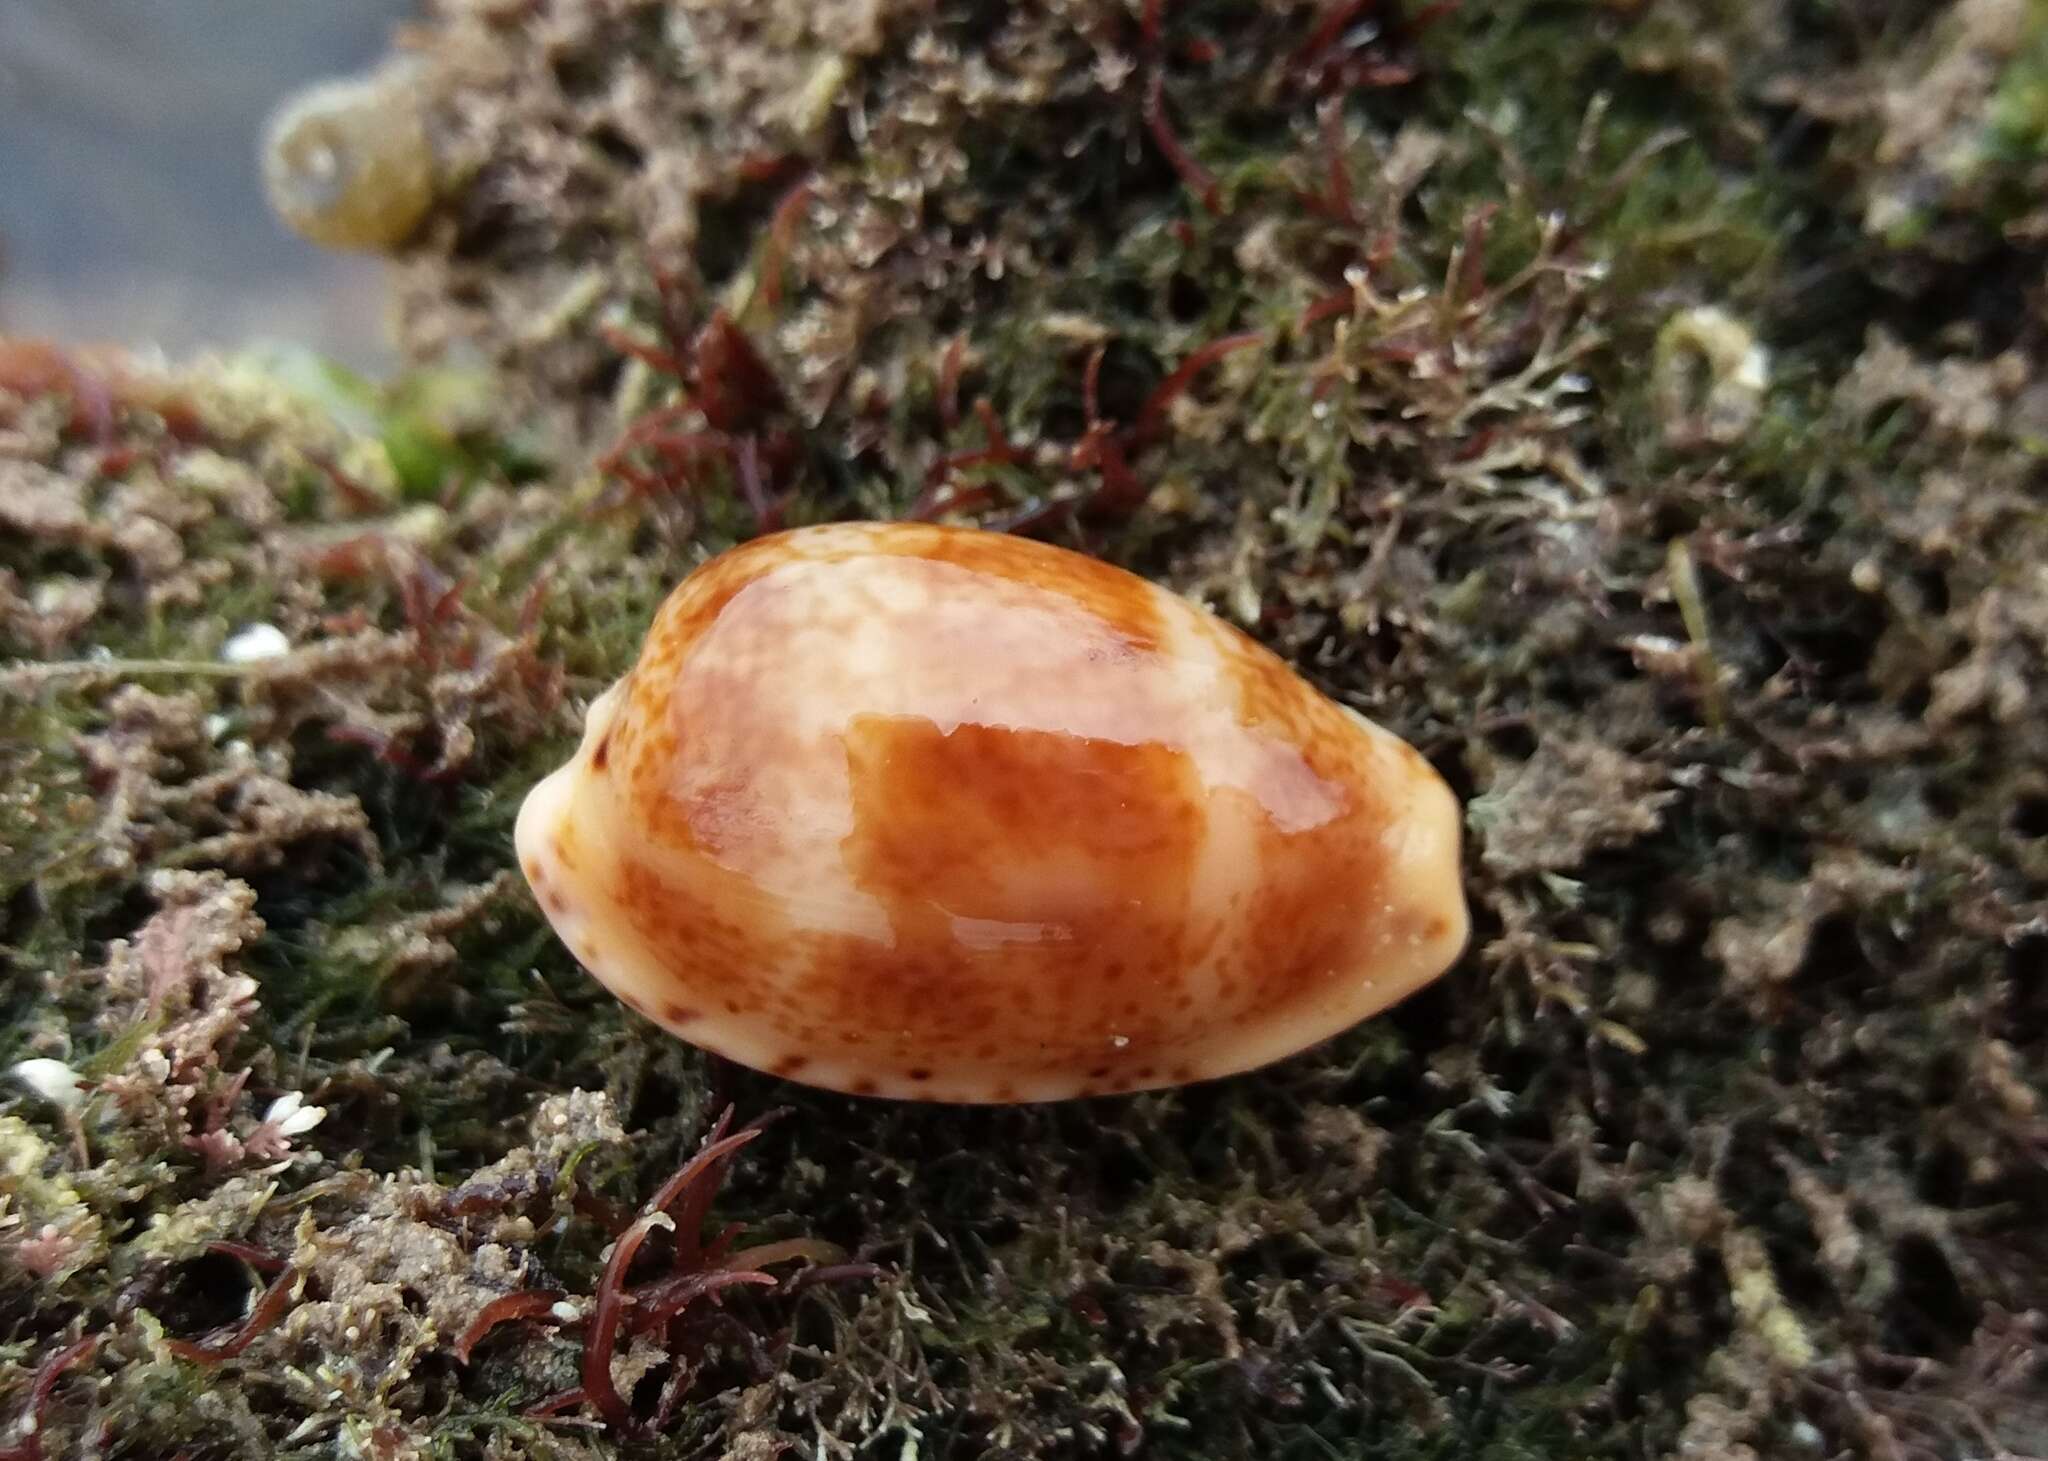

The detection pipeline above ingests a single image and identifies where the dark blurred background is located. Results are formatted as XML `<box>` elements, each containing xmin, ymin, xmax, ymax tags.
<box><xmin>0</xmin><ymin>1</ymin><xmax>415</xmax><ymax>371</ymax></box>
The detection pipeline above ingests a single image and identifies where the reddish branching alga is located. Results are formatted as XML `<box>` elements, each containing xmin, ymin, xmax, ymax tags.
<box><xmin>205</xmin><ymin>1239</ymin><xmax>288</xmax><ymax>1274</ymax></box>
<box><xmin>1143</xmin><ymin>70</ymin><xmax>1221</xmax><ymax>217</ymax></box>
<box><xmin>1289</xmin><ymin>0</ymin><xmax>1452</xmax><ymax>94</ymax></box>
<box><xmin>0</xmin><ymin>337</ymin><xmax>207</xmax><ymax>446</ymax></box>
<box><xmin>1301</xmin><ymin>102</ymin><xmax>1360</xmax><ymax>225</ymax></box>
<box><xmin>1038</xmin><ymin>331</ymin><xmax>1265</xmax><ymax>534</ymax></box>
<box><xmin>307</xmin><ymin>450</ymin><xmax>389</xmax><ymax>516</ymax></box>
<box><xmin>912</xmin><ymin>329</ymin><xmax>1264</xmax><ymax>536</ymax></box>
<box><xmin>936</xmin><ymin>334</ymin><xmax>969</xmax><ymax>432</ymax></box>
<box><xmin>310</xmin><ymin>544</ymin><xmax>562</xmax><ymax>778</ymax></box>
<box><xmin>1129</xmin><ymin>331</ymin><xmax>1265</xmax><ymax>447</ymax></box>
<box><xmin>1138</xmin><ymin>0</ymin><xmax>1222</xmax><ymax>216</ymax></box>
<box><xmin>0</xmin><ymin>1337</ymin><xmax>98</xmax><ymax>1461</ymax></box>
<box><xmin>454</xmin><ymin>1289</ymin><xmax>570</xmax><ymax>1366</ymax></box>
<box><xmin>454</xmin><ymin>1107</ymin><xmax>879</xmax><ymax>1437</ymax></box>
<box><xmin>168</xmin><ymin>1261</ymin><xmax>303</xmax><ymax>1364</ymax></box>
<box><xmin>596</xmin><ymin>268</ymin><xmax>802</xmax><ymax>534</ymax></box>
<box><xmin>1140</xmin><ymin>0</ymin><xmax>1165</xmax><ymax>49</ymax></box>
<box><xmin>909</xmin><ymin>399</ymin><xmax>1030</xmax><ymax>521</ymax></box>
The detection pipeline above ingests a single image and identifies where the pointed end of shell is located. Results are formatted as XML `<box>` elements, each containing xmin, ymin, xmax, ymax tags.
<box><xmin>1410</xmin><ymin>754</ymin><xmax>1472</xmax><ymax>971</ymax></box>
<box><xmin>1374</xmin><ymin>740</ymin><xmax>1472</xmax><ymax>1004</ymax></box>
<box><xmin>516</xmin><ymin>759</ymin><xmax>590</xmax><ymax>952</ymax></box>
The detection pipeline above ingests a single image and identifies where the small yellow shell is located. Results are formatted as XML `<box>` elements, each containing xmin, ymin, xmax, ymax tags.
<box><xmin>517</xmin><ymin>524</ymin><xmax>1469</xmax><ymax>1103</ymax></box>
<box><xmin>260</xmin><ymin>62</ymin><xmax>437</xmax><ymax>252</ymax></box>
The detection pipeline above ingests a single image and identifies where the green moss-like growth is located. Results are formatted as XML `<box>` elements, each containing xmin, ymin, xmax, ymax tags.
<box><xmin>3</xmin><ymin>1</ymin><xmax>2046</xmax><ymax>1456</ymax></box>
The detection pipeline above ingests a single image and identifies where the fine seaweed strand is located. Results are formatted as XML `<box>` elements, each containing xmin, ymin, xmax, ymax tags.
<box><xmin>453</xmin><ymin>1289</ymin><xmax>571</xmax><ymax>1366</ymax></box>
<box><xmin>468</xmin><ymin>1107</ymin><xmax>873</xmax><ymax>1437</ymax></box>
<box><xmin>0</xmin><ymin>1337</ymin><xmax>99</xmax><ymax>1461</ymax></box>
<box><xmin>166</xmin><ymin>1266</ymin><xmax>304</xmax><ymax>1364</ymax></box>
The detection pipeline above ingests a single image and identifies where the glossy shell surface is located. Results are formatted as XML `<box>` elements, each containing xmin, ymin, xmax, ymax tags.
<box><xmin>260</xmin><ymin>63</ymin><xmax>436</xmax><ymax>252</ymax></box>
<box><xmin>516</xmin><ymin>523</ymin><xmax>1468</xmax><ymax>1102</ymax></box>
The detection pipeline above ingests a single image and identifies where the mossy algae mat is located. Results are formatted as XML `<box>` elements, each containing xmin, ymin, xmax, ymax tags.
<box><xmin>3</xmin><ymin>1</ymin><xmax>2046</xmax><ymax>1456</ymax></box>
